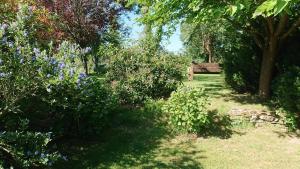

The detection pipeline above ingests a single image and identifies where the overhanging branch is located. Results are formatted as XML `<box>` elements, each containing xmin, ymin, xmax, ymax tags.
<box><xmin>275</xmin><ymin>13</ymin><xmax>288</xmax><ymax>36</ymax></box>
<box><xmin>281</xmin><ymin>16</ymin><xmax>300</xmax><ymax>40</ymax></box>
<box><xmin>225</xmin><ymin>17</ymin><xmax>264</xmax><ymax>49</ymax></box>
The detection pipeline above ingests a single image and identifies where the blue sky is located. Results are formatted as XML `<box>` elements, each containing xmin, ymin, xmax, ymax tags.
<box><xmin>122</xmin><ymin>12</ymin><xmax>183</xmax><ymax>53</ymax></box>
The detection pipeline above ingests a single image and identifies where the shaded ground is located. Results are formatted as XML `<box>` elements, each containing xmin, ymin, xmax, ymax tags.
<box><xmin>56</xmin><ymin>74</ymin><xmax>300</xmax><ymax>169</ymax></box>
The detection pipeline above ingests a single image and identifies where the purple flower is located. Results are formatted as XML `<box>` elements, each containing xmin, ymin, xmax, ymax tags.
<box><xmin>41</xmin><ymin>153</ymin><xmax>46</xmax><ymax>158</ymax></box>
<box><xmin>32</xmin><ymin>56</ymin><xmax>36</xmax><ymax>61</ymax></box>
<box><xmin>34</xmin><ymin>151</ymin><xmax>39</xmax><ymax>155</ymax></box>
<box><xmin>59</xmin><ymin>72</ymin><xmax>64</xmax><ymax>81</ymax></box>
<box><xmin>84</xmin><ymin>47</ymin><xmax>92</xmax><ymax>54</ymax></box>
<box><xmin>33</xmin><ymin>48</ymin><xmax>40</xmax><ymax>56</ymax></box>
<box><xmin>46</xmin><ymin>74</ymin><xmax>51</xmax><ymax>78</ymax></box>
<box><xmin>0</xmin><ymin>73</ymin><xmax>6</xmax><ymax>77</ymax></box>
<box><xmin>58</xmin><ymin>62</ymin><xmax>65</xmax><ymax>69</ymax></box>
<box><xmin>49</xmin><ymin>58</ymin><xmax>57</xmax><ymax>65</ymax></box>
<box><xmin>0</xmin><ymin>23</ymin><xmax>8</xmax><ymax>30</ymax></box>
<box><xmin>24</xmin><ymin>31</ymin><xmax>28</xmax><ymax>37</ymax></box>
<box><xmin>79</xmin><ymin>73</ymin><xmax>86</xmax><ymax>79</ymax></box>
<box><xmin>16</xmin><ymin>47</ymin><xmax>21</xmax><ymax>54</ymax></box>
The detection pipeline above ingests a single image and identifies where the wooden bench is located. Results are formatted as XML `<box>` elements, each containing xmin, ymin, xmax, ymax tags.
<box><xmin>188</xmin><ymin>63</ymin><xmax>222</xmax><ymax>81</ymax></box>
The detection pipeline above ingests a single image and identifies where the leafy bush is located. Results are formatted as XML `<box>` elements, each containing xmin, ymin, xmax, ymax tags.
<box><xmin>162</xmin><ymin>87</ymin><xmax>209</xmax><ymax>133</ymax></box>
<box><xmin>273</xmin><ymin>66</ymin><xmax>300</xmax><ymax>130</ymax></box>
<box><xmin>42</xmin><ymin>76</ymin><xmax>117</xmax><ymax>136</ymax></box>
<box><xmin>107</xmin><ymin>48</ymin><xmax>184</xmax><ymax>104</ymax></box>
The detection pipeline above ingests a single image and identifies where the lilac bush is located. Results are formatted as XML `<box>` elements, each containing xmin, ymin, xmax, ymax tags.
<box><xmin>0</xmin><ymin>5</ymin><xmax>116</xmax><ymax>168</ymax></box>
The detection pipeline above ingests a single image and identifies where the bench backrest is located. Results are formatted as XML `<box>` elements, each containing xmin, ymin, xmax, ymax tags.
<box><xmin>192</xmin><ymin>63</ymin><xmax>221</xmax><ymax>73</ymax></box>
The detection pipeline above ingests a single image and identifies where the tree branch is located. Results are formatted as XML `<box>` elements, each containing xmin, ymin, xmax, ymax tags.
<box><xmin>266</xmin><ymin>17</ymin><xmax>274</xmax><ymax>35</ymax></box>
<box><xmin>275</xmin><ymin>13</ymin><xmax>288</xmax><ymax>36</ymax></box>
<box><xmin>281</xmin><ymin>16</ymin><xmax>300</xmax><ymax>40</ymax></box>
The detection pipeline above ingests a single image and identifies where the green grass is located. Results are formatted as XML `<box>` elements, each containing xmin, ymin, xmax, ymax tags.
<box><xmin>56</xmin><ymin>74</ymin><xmax>300</xmax><ymax>169</ymax></box>
<box><xmin>185</xmin><ymin>74</ymin><xmax>272</xmax><ymax>114</ymax></box>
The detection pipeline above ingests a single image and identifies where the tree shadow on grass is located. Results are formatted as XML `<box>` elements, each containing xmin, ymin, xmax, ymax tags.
<box><xmin>143</xmin><ymin>143</ymin><xmax>205</xmax><ymax>169</ymax></box>
<box><xmin>55</xmin><ymin>107</ymin><xmax>204</xmax><ymax>169</ymax></box>
<box><xmin>273</xmin><ymin>130</ymin><xmax>300</xmax><ymax>138</ymax></box>
<box><xmin>198</xmin><ymin>110</ymin><xmax>245</xmax><ymax>139</ymax></box>
<box><xmin>222</xmin><ymin>92</ymin><xmax>277</xmax><ymax>111</ymax></box>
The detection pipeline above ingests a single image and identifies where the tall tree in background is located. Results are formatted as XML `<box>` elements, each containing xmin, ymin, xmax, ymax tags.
<box><xmin>181</xmin><ymin>22</ymin><xmax>225</xmax><ymax>63</ymax></box>
<box><xmin>41</xmin><ymin>0</ymin><xmax>127</xmax><ymax>74</ymax></box>
<box><xmin>134</xmin><ymin>0</ymin><xmax>300</xmax><ymax>99</ymax></box>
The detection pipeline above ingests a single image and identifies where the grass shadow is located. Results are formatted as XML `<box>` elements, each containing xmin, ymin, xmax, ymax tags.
<box><xmin>197</xmin><ymin>110</ymin><xmax>235</xmax><ymax>139</ymax></box>
<box><xmin>273</xmin><ymin>130</ymin><xmax>300</xmax><ymax>138</ymax></box>
<box><xmin>143</xmin><ymin>142</ymin><xmax>205</xmax><ymax>169</ymax></box>
<box><xmin>54</xmin><ymin>106</ymin><xmax>203</xmax><ymax>169</ymax></box>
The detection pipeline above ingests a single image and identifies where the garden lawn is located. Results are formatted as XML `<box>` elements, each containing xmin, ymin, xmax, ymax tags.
<box><xmin>57</xmin><ymin>74</ymin><xmax>300</xmax><ymax>169</ymax></box>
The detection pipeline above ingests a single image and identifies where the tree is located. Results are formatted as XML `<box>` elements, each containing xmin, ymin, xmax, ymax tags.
<box><xmin>41</xmin><ymin>0</ymin><xmax>127</xmax><ymax>74</ymax></box>
<box><xmin>181</xmin><ymin>22</ymin><xmax>225</xmax><ymax>63</ymax></box>
<box><xmin>133</xmin><ymin>0</ymin><xmax>300</xmax><ymax>98</ymax></box>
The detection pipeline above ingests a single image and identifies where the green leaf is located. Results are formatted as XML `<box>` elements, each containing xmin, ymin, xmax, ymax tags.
<box><xmin>253</xmin><ymin>0</ymin><xmax>291</xmax><ymax>18</ymax></box>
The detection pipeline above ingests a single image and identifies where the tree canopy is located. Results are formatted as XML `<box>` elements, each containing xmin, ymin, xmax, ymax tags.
<box><xmin>133</xmin><ymin>0</ymin><xmax>300</xmax><ymax>98</ymax></box>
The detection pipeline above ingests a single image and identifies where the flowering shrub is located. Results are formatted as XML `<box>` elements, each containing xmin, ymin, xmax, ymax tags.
<box><xmin>0</xmin><ymin>5</ymin><xmax>117</xmax><ymax>168</ymax></box>
<box><xmin>162</xmin><ymin>87</ymin><xmax>209</xmax><ymax>133</ymax></box>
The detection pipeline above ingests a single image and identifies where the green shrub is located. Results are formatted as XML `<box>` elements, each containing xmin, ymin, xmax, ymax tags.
<box><xmin>273</xmin><ymin>66</ymin><xmax>300</xmax><ymax>130</ymax></box>
<box><xmin>107</xmin><ymin>48</ymin><xmax>184</xmax><ymax>104</ymax></box>
<box><xmin>162</xmin><ymin>87</ymin><xmax>209</xmax><ymax>133</ymax></box>
<box><xmin>43</xmin><ymin>76</ymin><xmax>117</xmax><ymax>136</ymax></box>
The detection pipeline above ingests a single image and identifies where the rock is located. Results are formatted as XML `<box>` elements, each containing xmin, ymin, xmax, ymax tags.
<box><xmin>250</xmin><ymin>115</ymin><xmax>259</xmax><ymax>123</ymax></box>
<box><xmin>259</xmin><ymin>114</ymin><xmax>275</xmax><ymax>122</ymax></box>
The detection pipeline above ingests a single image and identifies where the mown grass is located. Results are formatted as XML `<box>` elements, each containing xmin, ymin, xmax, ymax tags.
<box><xmin>56</xmin><ymin>74</ymin><xmax>300</xmax><ymax>169</ymax></box>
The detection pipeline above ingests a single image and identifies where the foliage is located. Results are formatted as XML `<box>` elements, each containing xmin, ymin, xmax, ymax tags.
<box><xmin>273</xmin><ymin>66</ymin><xmax>300</xmax><ymax>129</ymax></box>
<box><xmin>0</xmin><ymin>131</ymin><xmax>62</xmax><ymax>168</ymax></box>
<box><xmin>42</xmin><ymin>76</ymin><xmax>117</xmax><ymax>136</ymax></box>
<box><xmin>107</xmin><ymin>48</ymin><xmax>184</xmax><ymax>104</ymax></box>
<box><xmin>222</xmin><ymin>32</ymin><xmax>261</xmax><ymax>93</ymax></box>
<box><xmin>162</xmin><ymin>87</ymin><xmax>209</xmax><ymax>133</ymax></box>
<box><xmin>132</xmin><ymin>0</ymin><xmax>300</xmax><ymax>98</ymax></box>
<box><xmin>0</xmin><ymin>0</ymin><xmax>64</xmax><ymax>47</ymax></box>
<box><xmin>180</xmin><ymin>21</ymin><xmax>225</xmax><ymax>63</ymax></box>
<box><xmin>0</xmin><ymin>5</ymin><xmax>117</xmax><ymax>168</ymax></box>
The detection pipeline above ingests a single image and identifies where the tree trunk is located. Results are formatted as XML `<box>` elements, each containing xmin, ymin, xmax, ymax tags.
<box><xmin>81</xmin><ymin>55</ymin><xmax>89</xmax><ymax>75</ymax></box>
<box><xmin>258</xmin><ymin>36</ymin><xmax>278</xmax><ymax>99</ymax></box>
